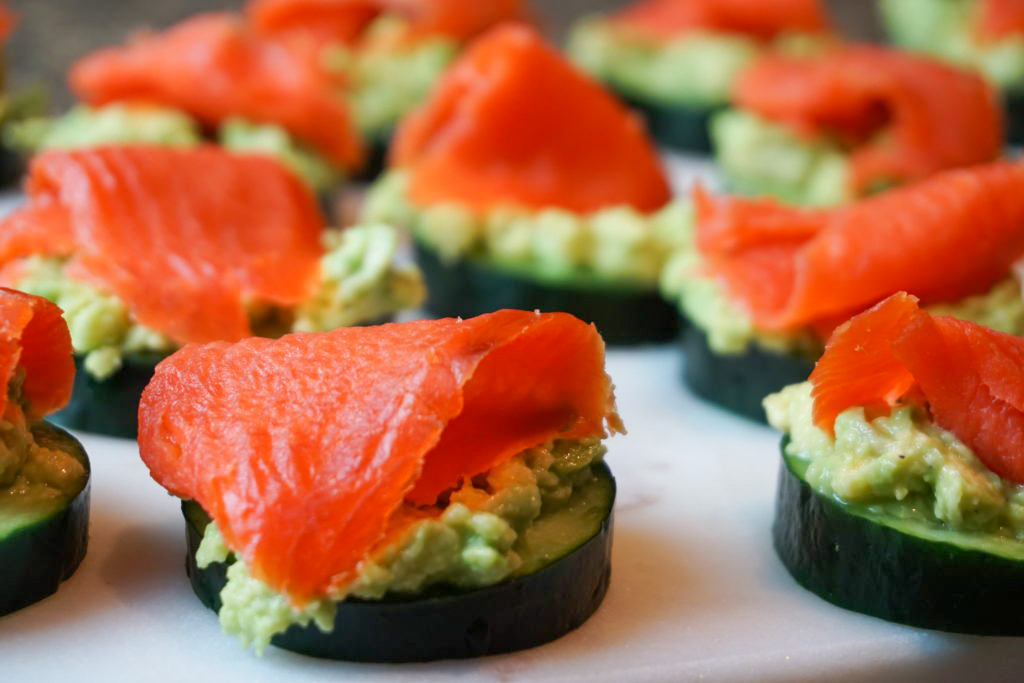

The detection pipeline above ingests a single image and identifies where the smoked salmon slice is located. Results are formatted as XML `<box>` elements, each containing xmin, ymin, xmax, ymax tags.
<box><xmin>810</xmin><ymin>292</ymin><xmax>1024</xmax><ymax>484</ymax></box>
<box><xmin>695</xmin><ymin>161</ymin><xmax>1024</xmax><ymax>333</ymax></box>
<box><xmin>735</xmin><ymin>45</ymin><xmax>1003</xmax><ymax>193</ymax></box>
<box><xmin>391</xmin><ymin>24</ymin><xmax>671</xmax><ymax>213</ymax></box>
<box><xmin>69</xmin><ymin>13</ymin><xmax>363</xmax><ymax>169</ymax></box>
<box><xmin>978</xmin><ymin>0</ymin><xmax>1024</xmax><ymax>41</ymax></box>
<box><xmin>247</xmin><ymin>0</ymin><xmax>533</xmax><ymax>46</ymax></box>
<box><xmin>0</xmin><ymin>146</ymin><xmax>324</xmax><ymax>345</ymax></box>
<box><xmin>613</xmin><ymin>0</ymin><xmax>831</xmax><ymax>41</ymax></box>
<box><xmin>0</xmin><ymin>288</ymin><xmax>74</xmax><ymax>420</ymax></box>
<box><xmin>138</xmin><ymin>309</ymin><xmax>621</xmax><ymax>605</ymax></box>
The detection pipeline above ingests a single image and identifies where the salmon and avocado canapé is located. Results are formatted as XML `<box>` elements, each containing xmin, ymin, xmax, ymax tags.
<box><xmin>567</xmin><ymin>0</ymin><xmax>832</xmax><ymax>151</ymax></box>
<box><xmin>661</xmin><ymin>162</ymin><xmax>1024</xmax><ymax>419</ymax></box>
<box><xmin>0</xmin><ymin>289</ymin><xmax>90</xmax><ymax>617</ymax></box>
<box><xmin>768</xmin><ymin>293</ymin><xmax>1024</xmax><ymax>634</ymax></box>
<box><xmin>377</xmin><ymin>24</ymin><xmax>684</xmax><ymax>343</ymax></box>
<box><xmin>0</xmin><ymin>146</ymin><xmax>424</xmax><ymax>436</ymax></box>
<box><xmin>711</xmin><ymin>45</ymin><xmax>1003</xmax><ymax>206</ymax></box>
<box><xmin>139</xmin><ymin>309</ymin><xmax>622</xmax><ymax>660</ymax></box>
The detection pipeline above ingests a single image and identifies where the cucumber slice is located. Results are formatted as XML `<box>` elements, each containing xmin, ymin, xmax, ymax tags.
<box><xmin>50</xmin><ymin>352</ymin><xmax>163</xmax><ymax>439</ymax></box>
<box><xmin>681</xmin><ymin>326</ymin><xmax>815</xmax><ymax>422</ymax></box>
<box><xmin>615</xmin><ymin>90</ymin><xmax>718</xmax><ymax>154</ymax></box>
<box><xmin>415</xmin><ymin>242</ymin><xmax>681</xmax><ymax>345</ymax></box>
<box><xmin>774</xmin><ymin>443</ymin><xmax>1024</xmax><ymax>635</ymax></box>
<box><xmin>0</xmin><ymin>421</ymin><xmax>90</xmax><ymax>616</ymax></box>
<box><xmin>183</xmin><ymin>462</ymin><xmax>615</xmax><ymax>661</ymax></box>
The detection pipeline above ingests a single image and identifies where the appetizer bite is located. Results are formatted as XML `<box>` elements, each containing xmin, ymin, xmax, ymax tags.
<box><xmin>712</xmin><ymin>44</ymin><xmax>1003</xmax><ymax>206</ymax></box>
<box><xmin>366</xmin><ymin>25</ymin><xmax>687</xmax><ymax>344</ymax></box>
<box><xmin>881</xmin><ymin>0</ymin><xmax>1024</xmax><ymax>143</ymax></box>
<box><xmin>767</xmin><ymin>293</ymin><xmax>1024</xmax><ymax>634</ymax></box>
<box><xmin>661</xmin><ymin>161</ymin><xmax>1024</xmax><ymax>420</ymax></box>
<box><xmin>247</xmin><ymin>0</ymin><xmax>534</xmax><ymax>174</ymax></box>
<box><xmin>14</xmin><ymin>13</ymin><xmax>362</xmax><ymax>194</ymax></box>
<box><xmin>568</xmin><ymin>0</ymin><xmax>833</xmax><ymax>153</ymax></box>
<box><xmin>0</xmin><ymin>289</ymin><xmax>89</xmax><ymax>616</ymax></box>
<box><xmin>0</xmin><ymin>145</ymin><xmax>424</xmax><ymax>437</ymax></box>
<box><xmin>138</xmin><ymin>309</ymin><xmax>621</xmax><ymax>660</ymax></box>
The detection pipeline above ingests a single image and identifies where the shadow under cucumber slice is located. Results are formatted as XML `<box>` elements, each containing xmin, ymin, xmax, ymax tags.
<box><xmin>681</xmin><ymin>326</ymin><xmax>816</xmax><ymax>423</ymax></box>
<box><xmin>415</xmin><ymin>242</ymin><xmax>681</xmax><ymax>345</ymax></box>
<box><xmin>774</xmin><ymin>442</ymin><xmax>1024</xmax><ymax>635</ymax></box>
<box><xmin>50</xmin><ymin>352</ymin><xmax>164</xmax><ymax>439</ymax></box>
<box><xmin>183</xmin><ymin>462</ymin><xmax>615</xmax><ymax>662</ymax></box>
<box><xmin>0</xmin><ymin>422</ymin><xmax>90</xmax><ymax>616</ymax></box>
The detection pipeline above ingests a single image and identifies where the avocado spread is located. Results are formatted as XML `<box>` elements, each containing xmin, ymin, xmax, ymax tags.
<box><xmin>195</xmin><ymin>437</ymin><xmax>612</xmax><ymax>654</ymax></box>
<box><xmin>711</xmin><ymin>109</ymin><xmax>852</xmax><ymax>207</ymax></box>
<box><xmin>9</xmin><ymin>104</ymin><xmax>340</xmax><ymax>191</ymax></box>
<box><xmin>880</xmin><ymin>0</ymin><xmax>1024</xmax><ymax>91</ymax></box>
<box><xmin>0</xmin><ymin>372</ymin><xmax>88</xmax><ymax>539</ymax></box>
<box><xmin>662</xmin><ymin>237</ymin><xmax>1024</xmax><ymax>355</ymax></box>
<box><xmin>766</xmin><ymin>382</ymin><xmax>1024</xmax><ymax>538</ymax></box>
<box><xmin>15</xmin><ymin>224</ymin><xmax>425</xmax><ymax>380</ymax></box>
<box><xmin>568</xmin><ymin>18</ymin><xmax>825</xmax><ymax>107</ymax></box>
<box><xmin>323</xmin><ymin>15</ymin><xmax>457</xmax><ymax>139</ymax></box>
<box><xmin>364</xmin><ymin>170</ymin><xmax>691</xmax><ymax>288</ymax></box>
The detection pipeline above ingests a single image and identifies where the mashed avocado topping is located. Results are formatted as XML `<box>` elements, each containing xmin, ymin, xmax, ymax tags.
<box><xmin>323</xmin><ymin>16</ymin><xmax>457</xmax><ymax>138</ymax></box>
<box><xmin>9</xmin><ymin>104</ymin><xmax>339</xmax><ymax>190</ymax></box>
<box><xmin>880</xmin><ymin>0</ymin><xmax>1024</xmax><ymax>91</ymax></box>
<box><xmin>0</xmin><ymin>373</ymin><xmax>88</xmax><ymax>539</ymax></box>
<box><xmin>568</xmin><ymin>18</ymin><xmax>826</xmax><ymax>106</ymax></box>
<box><xmin>766</xmin><ymin>382</ymin><xmax>1024</xmax><ymax>537</ymax></box>
<box><xmin>15</xmin><ymin>225</ymin><xmax>425</xmax><ymax>380</ymax></box>
<box><xmin>711</xmin><ymin>109</ymin><xmax>852</xmax><ymax>207</ymax></box>
<box><xmin>195</xmin><ymin>437</ymin><xmax>609</xmax><ymax>654</ymax></box>
<box><xmin>662</xmin><ymin>231</ymin><xmax>1024</xmax><ymax>354</ymax></box>
<box><xmin>364</xmin><ymin>170</ymin><xmax>690</xmax><ymax>288</ymax></box>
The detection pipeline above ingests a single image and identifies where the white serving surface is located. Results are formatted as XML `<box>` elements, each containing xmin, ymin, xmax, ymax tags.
<box><xmin>3</xmin><ymin>155</ymin><xmax>1024</xmax><ymax>681</ymax></box>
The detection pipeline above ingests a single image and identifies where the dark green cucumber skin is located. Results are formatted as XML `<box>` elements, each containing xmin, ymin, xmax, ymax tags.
<box><xmin>0</xmin><ymin>422</ymin><xmax>90</xmax><ymax>616</ymax></box>
<box><xmin>615</xmin><ymin>89</ymin><xmax>719</xmax><ymax>154</ymax></box>
<box><xmin>415</xmin><ymin>241</ymin><xmax>682</xmax><ymax>345</ymax></box>
<box><xmin>0</xmin><ymin>145</ymin><xmax>24</xmax><ymax>188</ymax></box>
<box><xmin>183</xmin><ymin>463</ymin><xmax>615</xmax><ymax>662</ymax></box>
<box><xmin>353</xmin><ymin>133</ymin><xmax>390</xmax><ymax>182</ymax></box>
<box><xmin>1005</xmin><ymin>91</ymin><xmax>1024</xmax><ymax>147</ymax></box>
<box><xmin>774</xmin><ymin>444</ymin><xmax>1024</xmax><ymax>635</ymax></box>
<box><xmin>681</xmin><ymin>326</ymin><xmax>815</xmax><ymax>423</ymax></box>
<box><xmin>50</xmin><ymin>352</ymin><xmax>164</xmax><ymax>439</ymax></box>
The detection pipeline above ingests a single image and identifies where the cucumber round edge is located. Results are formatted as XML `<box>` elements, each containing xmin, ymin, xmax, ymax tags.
<box><xmin>614</xmin><ymin>89</ymin><xmax>720</xmax><ymax>154</ymax></box>
<box><xmin>50</xmin><ymin>352</ymin><xmax>163</xmax><ymax>439</ymax></box>
<box><xmin>1004</xmin><ymin>90</ymin><xmax>1024</xmax><ymax>147</ymax></box>
<box><xmin>183</xmin><ymin>462</ymin><xmax>616</xmax><ymax>662</ymax></box>
<box><xmin>415</xmin><ymin>241</ymin><xmax>682</xmax><ymax>346</ymax></box>
<box><xmin>0</xmin><ymin>421</ymin><xmax>91</xmax><ymax>616</ymax></box>
<box><xmin>680</xmin><ymin>326</ymin><xmax>815</xmax><ymax>422</ymax></box>
<box><xmin>773</xmin><ymin>441</ymin><xmax>1024</xmax><ymax>635</ymax></box>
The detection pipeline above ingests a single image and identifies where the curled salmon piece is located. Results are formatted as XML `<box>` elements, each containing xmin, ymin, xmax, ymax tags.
<box><xmin>735</xmin><ymin>45</ymin><xmax>1003</xmax><ymax>193</ymax></box>
<box><xmin>613</xmin><ymin>0</ymin><xmax>831</xmax><ymax>41</ymax></box>
<box><xmin>0</xmin><ymin>288</ymin><xmax>74</xmax><ymax>419</ymax></box>
<box><xmin>139</xmin><ymin>309</ymin><xmax>621</xmax><ymax>605</ymax></box>
<box><xmin>978</xmin><ymin>0</ymin><xmax>1024</xmax><ymax>41</ymax></box>
<box><xmin>810</xmin><ymin>292</ymin><xmax>1024</xmax><ymax>484</ymax></box>
<box><xmin>247</xmin><ymin>0</ymin><xmax>534</xmax><ymax>46</ymax></box>
<box><xmin>694</xmin><ymin>161</ymin><xmax>1024</xmax><ymax>332</ymax></box>
<box><xmin>392</xmin><ymin>24</ymin><xmax>670</xmax><ymax>213</ymax></box>
<box><xmin>0</xmin><ymin>146</ymin><xmax>325</xmax><ymax>345</ymax></box>
<box><xmin>69</xmin><ymin>13</ymin><xmax>363</xmax><ymax>169</ymax></box>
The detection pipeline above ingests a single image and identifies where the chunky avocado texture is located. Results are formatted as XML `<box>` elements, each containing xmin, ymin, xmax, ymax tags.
<box><xmin>0</xmin><ymin>421</ymin><xmax>90</xmax><ymax>616</ymax></box>
<box><xmin>182</xmin><ymin>461</ymin><xmax>615</xmax><ymax>661</ymax></box>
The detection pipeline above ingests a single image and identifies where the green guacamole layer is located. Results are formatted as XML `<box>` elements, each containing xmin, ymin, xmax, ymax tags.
<box><xmin>16</xmin><ymin>224</ymin><xmax>425</xmax><ymax>380</ymax></box>
<box><xmin>9</xmin><ymin>104</ymin><xmax>341</xmax><ymax>191</ymax></box>
<box><xmin>766</xmin><ymin>382</ymin><xmax>1024</xmax><ymax>544</ymax></box>
<box><xmin>711</xmin><ymin>109</ymin><xmax>852</xmax><ymax>207</ymax></box>
<box><xmin>194</xmin><ymin>437</ymin><xmax>612</xmax><ymax>654</ymax></box>
<box><xmin>568</xmin><ymin>17</ymin><xmax>827</xmax><ymax>107</ymax></box>
<box><xmin>661</xmin><ymin>236</ymin><xmax>1024</xmax><ymax>355</ymax></box>
<box><xmin>364</xmin><ymin>170</ymin><xmax>691</xmax><ymax>289</ymax></box>
<box><xmin>880</xmin><ymin>0</ymin><xmax>1024</xmax><ymax>92</ymax></box>
<box><xmin>0</xmin><ymin>375</ymin><xmax>88</xmax><ymax>539</ymax></box>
